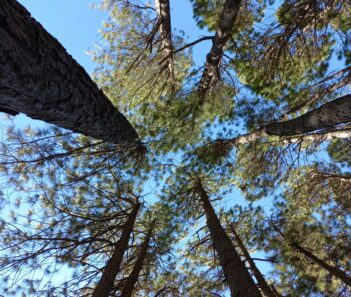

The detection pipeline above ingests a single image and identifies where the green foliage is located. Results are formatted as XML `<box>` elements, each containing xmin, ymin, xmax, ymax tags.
<box><xmin>1</xmin><ymin>0</ymin><xmax>351</xmax><ymax>295</ymax></box>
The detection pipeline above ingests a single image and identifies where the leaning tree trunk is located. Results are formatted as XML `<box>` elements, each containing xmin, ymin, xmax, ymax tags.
<box><xmin>230</xmin><ymin>224</ymin><xmax>280</xmax><ymax>297</ymax></box>
<box><xmin>0</xmin><ymin>0</ymin><xmax>138</xmax><ymax>144</ymax></box>
<box><xmin>290</xmin><ymin>240</ymin><xmax>351</xmax><ymax>286</ymax></box>
<box><xmin>273</xmin><ymin>225</ymin><xmax>351</xmax><ymax>287</ymax></box>
<box><xmin>120</xmin><ymin>221</ymin><xmax>154</xmax><ymax>297</ymax></box>
<box><xmin>221</xmin><ymin>94</ymin><xmax>351</xmax><ymax>145</ymax></box>
<box><xmin>265</xmin><ymin>94</ymin><xmax>351</xmax><ymax>136</ymax></box>
<box><xmin>196</xmin><ymin>181</ymin><xmax>262</xmax><ymax>297</ymax></box>
<box><xmin>198</xmin><ymin>0</ymin><xmax>241</xmax><ymax>98</ymax></box>
<box><xmin>92</xmin><ymin>203</ymin><xmax>140</xmax><ymax>297</ymax></box>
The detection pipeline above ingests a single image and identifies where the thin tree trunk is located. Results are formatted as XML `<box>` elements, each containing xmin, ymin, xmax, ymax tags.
<box><xmin>196</xmin><ymin>181</ymin><xmax>262</xmax><ymax>297</ymax></box>
<box><xmin>120</xmin><ymin>221</ymin><xmax>154</xmax><ymax>297</ymax></box>
<box><xmin>290</xmin><ymin>241</ymin><xmax>351</xmax><ymax>286</ymax></box>
<box><xmin>198</xmin><ymin>0</ymin><xmax>241</xmax><ymax>98</ymax></box>
<box><xmin>154</xmin><ymin>0</ymin><xmax>174</xmax><ymax>82</ymax></box>
<box><xmin>0</xmin><ymin>0</ymin><xmax>138</xmax><ymax>144</ymax></box>
<box><xmin>229</xmin><ymin>224</ymin><xmax>280</xmax><ymax>297</ymax></box>
<box><xmin>92</xmin><ymin>203</ymin><xmax>140</xmax><ymax>297</ymax></box>
<box><xmin>274</xmin><ymin>225</ymin><xmax>351</xmax><ymax>287</ymax></box>
<box><xmin>284</xmin><ymin>65</ymin><xmax>351</xmax><ymax>116</ymax></box>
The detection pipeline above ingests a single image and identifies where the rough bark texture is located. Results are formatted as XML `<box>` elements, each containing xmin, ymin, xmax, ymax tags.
<box><xmin>290</xmin><ymin>241</ymin><xmax>351</xmax><ymax>287</ymax></box>
<box><xmin>0</xmin><ymin>0</ymin><xmax>138</xmax><ymax>144</ymax></box>
<box><xmin>197</xmin><ymin>181</ymin><xmax>262</xmax><ymax>297</ymax></box>
<box><xmin>273</xmin><ymin>225</ymin><xmax>351</xmax><ymax>287</ymax></box>
<box><xmin>154</xmin><ymin>0</ymin><xmax>174</xmax><ymax>81</ymax></box>
<box><xmin>120</xmin><ymin>222</ymin><xmax>154</xmax><ymax>297</ymax></box>
<box><xmin>230</xmin><ymin>224</ymin><xmax>279</xmax><ymax>297</ymax></box>
<box><xmin>92</xmin><ymin>203</ymin><xmax>140</xmax><ymax>297</ymax></box>
<box><xmin>265</xmin><ymin>94</ymin><xmax>351</xmax><ymax>136</ymax></box>
<box><xmin>220</xmin><ymin>95</ymin><xmax>351</xmax><ymax>146</ymax></box>
<box><xmin>198</xmin><ymin>0</ymin><xmax>241</xmax><ymax>98</ymax></box>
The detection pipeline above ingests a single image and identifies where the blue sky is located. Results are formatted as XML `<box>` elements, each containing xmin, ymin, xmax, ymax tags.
<box><xmin>5</xmin><ymin>0</ymin><xmax>337</xmax><ymax>294</ymax></box>
<box><xmin>12</xmin><ymin>0</ymin><xmax>272</xmax><ymax>283</ymax></box>
<box><xmin>17</xmin><ymin>0</ymin><xmax>210</xmax><ymax>75</ymax></box>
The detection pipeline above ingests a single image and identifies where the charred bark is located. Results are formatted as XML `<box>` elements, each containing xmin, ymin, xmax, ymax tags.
<box><xmin>230</xmin><ymin>224</ymin><xmax>280</xmax><ymax>297</ymax></box>
<box><xmin>198</xmin><ymin>0</ymin><xmax>241</xmax><ymax>98</ymax></box>
<box><xmin>196</xmin><ymin>181</ymin><xmax>262</xmax><ymax>297</ymax></box>
<box><xmin>92</xmin><ymin>203</ymin><xmax>140</xmax><ymax>297</ymax></box>
<box><xmin>120</xmin><ymin>221</ymin><xmax>154</xmax><ymax>297</ymax></box>
<box><xmin>0</xmin><ymin>0</ymin><xmax>138</xmax><ymax>144</ymax></box>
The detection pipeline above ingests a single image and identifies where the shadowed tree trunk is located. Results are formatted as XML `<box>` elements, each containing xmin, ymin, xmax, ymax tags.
<box><xmin>198</xmin><ymin>0</ymin><xmax>241</xmax><ymax>98</ymax></box>
<box><xmin>154</xmin><ymin>0</ymin><xmax>174</xmax><ymax>82</ymax></box>
<box><xmin>265</xmin><ymin>94</ymin><xmax>351</xmax><ymax>136</ymax></box>
<box><xmin>0</xmin><ymin>0</ymin><xmax>138</xmax><ymax>144</ymax></box>
<box><xmin>229</xmin><ymin>224</ymin><xmax>280</xmax><ymax>297</ymax></box>
<box><xmin>218</xmin><ymin>94</ymin><xmax>351</xmax><ymax>145</ymax></box>
<box><xmin>92</xmin><ymin>202</ymin><xmax>141</xmax><ymax>297</ymax></box>
<box><xmin>290</xmin><ymin>241</ymin><xmax>351</xmax><ymax>286</ymax></box>
<box><xmin>120</xmin><ymin>221</ymin><xmax>155</xmax><ymax>297</ymax></box>
<box><xmin>196</xmin><ymin>180</ymin><xmax>262</xmax><ymax>297</ymax></box>
<box><xmin>273</xmin><ymin>225</ymin><xmax>351</xmax><ymax>287</ymax></box>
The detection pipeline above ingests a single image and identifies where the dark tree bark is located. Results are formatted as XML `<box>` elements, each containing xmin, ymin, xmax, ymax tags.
<box><xmin>274</xmin><ymin>225</ymin><xmax>351</xmax><ymax>287</ymax></box>
<box><xmin>265</xmin><ymin>94</ymin><xmax>351</xmax><ymax>136</ymax></box>
<box><xmin>218</xmin><ymin>94</ymin><xmax>351</xmax><ymax>146</ymax></box>
<box><xmin>92</xmin><ymin>203</ymin><xmax>140</xmax><ymax>297</ymax></box>
<box><xmin>198</xmin><ymin>0</ymin><xmax>241</xmax><ymax>98</ymax></box>
<box><xmin>196</xmin><ymin>181</ymin><xmax>262</xmax><ymax>297</ymax></box>
<box><xmin>290</xmin><ymin>241</ymin><xmax>351</xmax><ymax>286</ymax></box>
<box><xmin>229</xmin><ymin>224</ymin><xmax>280</xmax><ymax>297</ymax></box>
<box><xmin>154</xmin><ymin>0</ymin><xmax>174</xmax><ymax>82</ymax></box>
<box><xmin>120</xmin><ymin>221</ymin><xmax>154</xmax><ymax>297</ymax></box>
<box><xmin>0</xmin><ymin>0</ymin><xmax>138</xmax><ymax>144</ymax></box>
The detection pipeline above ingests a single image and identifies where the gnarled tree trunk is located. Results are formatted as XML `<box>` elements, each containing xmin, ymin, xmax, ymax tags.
<box><xmin>92</xmin><ymin>203</ymin><xmax>140</xmax><ymax>297</ymax></box>
<box><xmin>196</xmin><ymin>181</ymin><xmax>262</xmax><ymax>297</ymax></box>
<box><xmin>0</xmin><ymin>0</ymin><xmax>138</xmax><ymax>144</ymax></box>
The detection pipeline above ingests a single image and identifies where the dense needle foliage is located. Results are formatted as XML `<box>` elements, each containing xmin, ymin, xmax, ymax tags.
<box><xmin>0</xmin><ymin>0</ymin><xmax>350</xmax><ymax>296</ymax></box>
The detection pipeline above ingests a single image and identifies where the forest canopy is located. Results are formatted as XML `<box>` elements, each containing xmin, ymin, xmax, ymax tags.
<box><xmin>0</xmin><ymin>0</ymin><xmax>350</xmax><ymax>296</ymax></box>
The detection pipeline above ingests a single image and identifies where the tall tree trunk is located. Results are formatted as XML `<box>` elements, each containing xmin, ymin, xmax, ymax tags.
<box><xmin>0</xmin><ymin>0</ymin><xmax>138</xmax><ymax>144</ymax></box>
<box><xmin>274</xmin><ymin>225</ymin><xmax>351</xmax><ymax>287</ymax></box>
<box><xmin>92</xmin><ymin>203</ymin><xmax>140</xmax><ymax>297</ymax></box>
<box><xmin>219</xmin><ymin>95</ymin><xmax>351</xmax><ymax>145</ymax></box>
<box><xmin>290</xmin><ymin>241</ymin><xmax>351</xmax><ymax>286</ymax></box>
<box><xmin>120</xmin><ymin>221</ymin><xmax>154</xmax><ymax>297</ymax></box>
<box><xmin>154</xmin><ymin>0</ymin><xmax>174</xmax><ymax>82</ymax></box>
<box><xmin>229</xmin><ymin>224</ymin><xmax>280</xmax><ymax>297</ymax></box>
<box><xmin>198</xmin><ymin>0</ymin><xmax>241</xmax><ymax>98</ymax></box>
<box><xmin>265</xmin><ymin>94</ymin><xmax>351</xmax><ymax>136</ymax></box>
<box><xmin>196</xmin><ymin>181</ymin><xmax>262</xmax><ymax>297</ymax></box>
